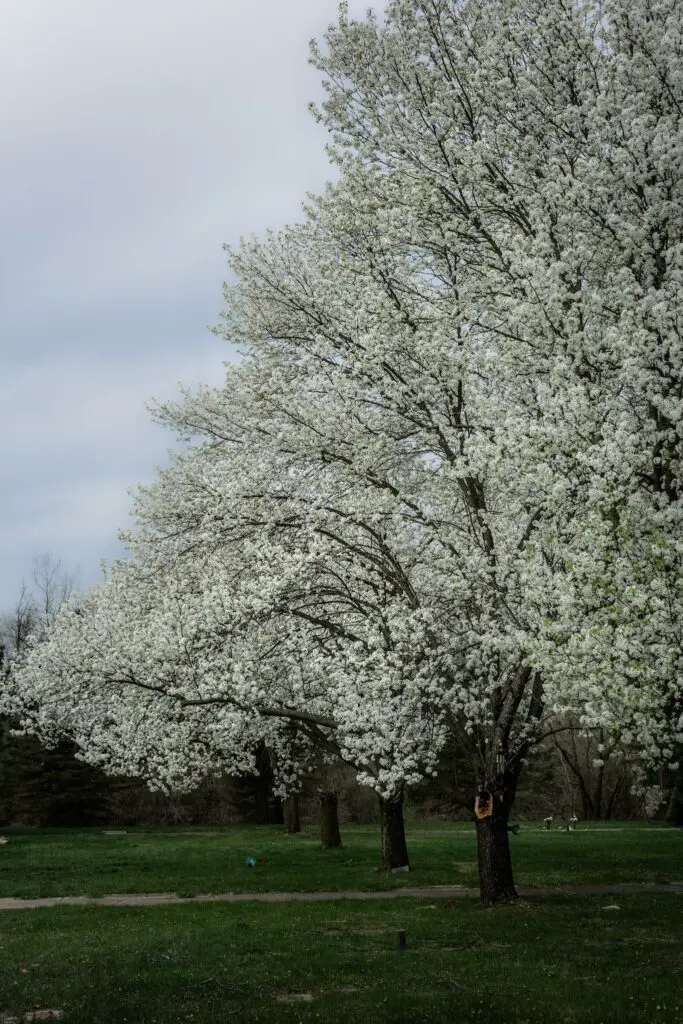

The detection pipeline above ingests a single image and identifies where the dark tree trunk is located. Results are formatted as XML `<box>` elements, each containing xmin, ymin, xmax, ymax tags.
<box><xmin>473</xmin><ymin>667</ymin><xmax>539</xmax><ymax>904</ymax></box>
<box><xmin>320</xmin><ymin>790</ymin><xmax>342</xmax><ymax>849</ymax></box>
<box><xmin>604</xmin><ymin>775</ymin><xmax>623</xmax><ymax>821</ymax></box>
<box><xmin>253</xmin><ymin>777</ymin><xmax>270</xmax><ymax>825</ymax></box>
<box><xmin>249</xmin><ymin>743</ymin><xmax>281</xmax><ymax>825</ymax></box>
<box><xmin>593</xmin><ymin>740</ymin><xmax>605</xmax><ymax>820</ymax></box>
<box><xmin>283</xmin><ymin>793</ymin><xmax>300</xmax><ymax>834</ymax></box>
<box><xmin>271</xmin><ymin>795</ymin><xmax>284</xmax><ymax>826</ymax></box>
<box><xmin>475</xmin><ymin>770</ymin><xmax>519</xmax><ymax>905</ymax></box>
<box><xmin>378</xmin><ymin>793</ymin><xmax>409</xmax><ymax>871</ymax></box>
<box><xmin>667</xmin><ymin>786</ymin><xmax>683</xmax><ymax>827</ymax></box>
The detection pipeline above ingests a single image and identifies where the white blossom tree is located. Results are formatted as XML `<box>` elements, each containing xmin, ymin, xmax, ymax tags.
<box><xmin>4</xmin><ymin>0</ymin><xmax>682</xmax><ymax>903</ymax></box>
<box><xmin>304</xmin><ymin>0</ymin><xmax>683</xmax><ymax>897</ymax></box>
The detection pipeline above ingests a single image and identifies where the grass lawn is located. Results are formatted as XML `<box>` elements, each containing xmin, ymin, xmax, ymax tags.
<box><xmin>1</xmin><ymin>894</ymin><xmax>682</xmax><ymax>1023</ymax></box>
<box><xmin>0</xmin><ymin>821</ymin><xmax>680</xmax><ymax>899</ymax></box>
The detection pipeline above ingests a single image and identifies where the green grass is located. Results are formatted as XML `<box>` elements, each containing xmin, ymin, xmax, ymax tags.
<box><xmin>0</xmin><ymin>822</ymin><xmax>680</xmax><ymax>899</ymax></box>
<box><xmin>0</xmin><ymin>825</ymin><xmax>681</xmax><ymax>1022</ymax></box>
<box><xmin>1</xmin><ymin>894</ymin><xmax>681</xmax><ymax>1023</ymax></box>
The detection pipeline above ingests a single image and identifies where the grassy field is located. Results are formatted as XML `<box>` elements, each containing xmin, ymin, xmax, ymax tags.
<box><xmin>0</xmin><ymin>823</ymin><xmax>681</xmax><ymax>1023</ymax></box>
<box><xmin>0</xmin><ymin>821</ymin><xmax>680</xmax><ymax>899</ymax></box>
<box><xmin>1</xmin><ymin>894</ymin><xmax>681</xmax><ymax>1023</ymax></box>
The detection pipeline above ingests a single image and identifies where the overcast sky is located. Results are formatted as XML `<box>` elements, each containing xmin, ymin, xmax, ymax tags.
<box><xmin>1</xmin><ymin>0</ymin><xmax>380</xmax><ymax>609</ymax></box>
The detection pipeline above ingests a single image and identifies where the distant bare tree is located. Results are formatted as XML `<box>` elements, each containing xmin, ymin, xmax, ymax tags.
<box><xmin>553</xmin><ymin>722</ymin><xmax>632</xmax><ymax>821</ymax></box>
<box><xmin>31</xmin><ymin>553</ymin><xmax>78</xmax><ymax>633</ymax></box>
<box><xmin>0</xmin><ymin>554</ymin><xmax>78</xmax><ymax>668</ymax></box>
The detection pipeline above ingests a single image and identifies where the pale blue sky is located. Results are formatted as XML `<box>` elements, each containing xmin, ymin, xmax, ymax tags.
<box><xmin>1</xmin><ymin>0</ymin><xmax>378</xmax><ymax>608</ymax></box>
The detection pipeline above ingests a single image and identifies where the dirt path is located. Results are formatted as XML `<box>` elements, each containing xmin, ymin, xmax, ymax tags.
<box><xmin>0</xmin><ymin>881</ymin><xmax>681</xmax><ymax>911</ymax></box>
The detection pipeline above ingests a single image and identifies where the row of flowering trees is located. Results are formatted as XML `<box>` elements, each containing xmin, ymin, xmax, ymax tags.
<box><xmin>3</xmin><ymin>0</ymin><xmax>681</xmax><ymax>903</ymax></box>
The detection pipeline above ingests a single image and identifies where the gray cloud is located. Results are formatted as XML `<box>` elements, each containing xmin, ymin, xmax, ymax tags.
<box><xmin>1</xmin><ymin>0</ymin><xmax>378</xmax><ymax>607</ymax></box>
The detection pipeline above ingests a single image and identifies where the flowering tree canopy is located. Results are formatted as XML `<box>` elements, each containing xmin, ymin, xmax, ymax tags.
<box><xmin>3</xmin><ymin>0</ymin><xmax>682</xmax><ymax>899</ymax></box>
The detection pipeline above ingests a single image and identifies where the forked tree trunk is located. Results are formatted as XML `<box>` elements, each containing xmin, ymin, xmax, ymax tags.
<box><xmin>283</xmin><ymin>793</ymin><xmax>301</xmax><ymax>834</ymax></box>
<box><xmin>475</xmin><ymin>770</ymin><xmax>520</xmax><ymax>905</ymax></box>
<box><xmin>379</xmin><ymin>793</ymin><xmax>409</xmax><ymax>871</ymax></box>
<box><xmin>320</xmin><ymin>790</ymin><xmax>342</xmax><ymax>849</ymax></box>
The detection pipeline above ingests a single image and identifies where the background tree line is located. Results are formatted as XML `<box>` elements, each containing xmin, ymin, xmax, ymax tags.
<box><xmin>1</xmin><ymin>720</ymin><xmax>678</xmax><ymax>830</ymax></box>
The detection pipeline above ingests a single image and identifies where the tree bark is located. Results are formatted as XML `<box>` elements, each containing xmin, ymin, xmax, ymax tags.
<box><xmin>475</xmin><ymin>770</ymin><xmax>519</xmax><ymax>905</ymax></box>
<box><xmin>320</xmin><ymin>790</ymin><xmax>342</xmax><ymax>848</ymax></box>
<box><xmin>271</xmin><ymin>795</ymin><xmax>284</xmax><ymax>826</ymax></box>
<box><xmin>604</xmin><ymin>775</ymin><xmax>623</xmax><ymax>820</ymax></box>
<box><xmin>593</xmin><ymin>733</ymin><xmax>605</xmax><ymax>820</ymax></box>
<box><xmin>667</xmin><ymin>786</ymin><xmax>683</xmax><ymax>827</ymax></box>
<box><xmin>283</xmin><ymin>793</ymin><xmax>301</xmax><ymax>834</ymax></box>
<box><xmin>473</xmin><ymin>667</ymin><xmax>538</xmax><ymax>904</ymax></box>
<box><xmin>379</xmin><ymin>792</ymin><xmax>409</xmax><ymax>871</ymax></box>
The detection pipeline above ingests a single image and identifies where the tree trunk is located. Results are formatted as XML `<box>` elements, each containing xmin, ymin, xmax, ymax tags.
<box><xmin>320</xmin><ymin>790</ymin><xmax>342</xmax><ymax>849</ymax></box>
<box><xmin>253</xmin><ymin>776</ymin><xmax>270</xmax><ymax>825</ymax></box>
<box><xmin>379</xmin><ymin>793</ymin><xmax>409</xmax><ymax>871</ymax></box>
<box><xmin>283</xmin><ymin>793</ymin><xmax>300</xmax><ymax>834</ymax></box>
<box><xmin>604</xmin><ymin>775</ymin><xmax>623</xmax><ymax>820</ymax></box>
<box><xmin>475</xmin><ymin>770</ymin><xmax>519</xmax><ymax>905</ymax></box>
<box><xmin>593</xmin><ymin>740</ymin><xmax>605</xmax><ymax>820</ymax></box>
<box><xmin>667</xmin><ymin>786</ymin><xmax>683</xmax><ymax>827</ymax></box>
<box><xmin>271</xmin><ymin>795</ymin><xmax>284</xmax><ymax>826</ymax></box>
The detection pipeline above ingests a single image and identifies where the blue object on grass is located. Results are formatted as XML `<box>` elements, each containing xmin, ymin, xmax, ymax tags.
<box><xmin>246</xmin><ymin>856</ymin><xmax>256</xmax><ymax>867</ymax></box>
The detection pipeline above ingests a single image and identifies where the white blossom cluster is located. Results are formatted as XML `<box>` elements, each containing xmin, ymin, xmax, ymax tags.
<box><xmin>3</xmin><ymin>0</ymin><xmax>681</xmax><ymax>801</ymax></box>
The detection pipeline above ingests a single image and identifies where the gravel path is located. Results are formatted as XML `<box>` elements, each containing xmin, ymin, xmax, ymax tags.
<box><xmin>0</xmin><ymin>881</ymin><xmax>681</xmax><ymax>911</ymax></box>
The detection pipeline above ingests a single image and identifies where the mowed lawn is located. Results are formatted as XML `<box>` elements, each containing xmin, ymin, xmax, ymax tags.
<box><xmin>0</xmin><ymin>821</ymin><xmax>681</xmax><ymax>899</ymax></box>
<box><xmin>1</xmin><ymin>894</ymin><xmax>682</xmax><ymax>1023</ymax></box>
<box><xmin>0</xmin><ymin>824</ymin><xmax>681</xmax><ymax>1023</ymax></box>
